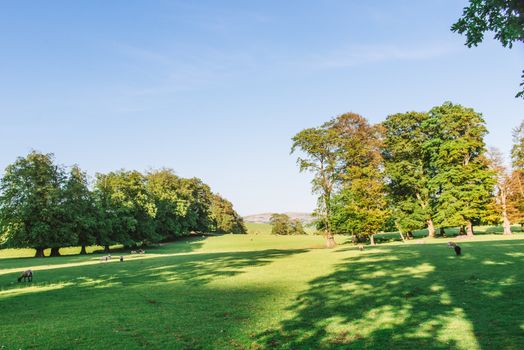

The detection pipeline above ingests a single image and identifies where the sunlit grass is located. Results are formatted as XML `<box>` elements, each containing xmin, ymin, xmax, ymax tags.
<box><xmin>1</xmin><ymin>233</ymin><xmax>524</xmax><ymax>349</ymax></box>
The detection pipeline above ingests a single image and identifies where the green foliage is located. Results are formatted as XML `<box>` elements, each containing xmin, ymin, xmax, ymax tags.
<box><xmin>511</xmin><ymin>120</ymin><xmax>524</xmax><ymax>169</ymax></box>
<box><xmin>62</xmin><ymin>166</ymin><xmax>98</xmax><ymax>252</ymax></box>
<box><xmin>382</xmin><ymin>111</ymin><xmax>434</xmax><ymax>234</ymax></box>
<box><xmin>427</xmin><ymin>102</ymin><xmax>496</xmax><ymax>229</ymax></box>
<box><xmin>0</xmin><ymin>152</ymin><xmax>243</xmax><ymax>256</ymax></box>
<box><xmin>270</xmin><ymin>214</ymin><xmax>307</xmax><ymax>235</ymax></box>
<box><xmin>94</xmin><ymin>170</ymin><xmax>159</xmax><ymax>247</ymax></box>
<box><xmin>0</xmin><ymin>151</ymin><xmax>75</xmax><ymax>255</ymax></box>
<box><xmin>210</xmin><ymin>193</ymin><xmax>246</xmax><ymax>234</ymax></box>
<box><xmin>293</xmin><ymin>113</ymin><xmax>387</xmax><ymax>241</ymax></box>
<box><xmin>452</xmin><ymin>0</ymin><xmax>524</xmax><ymax>98</ymax></box>
<box><xmin>291</xmin><ymin>127</ymin><xmax>338</xmax><ymax>234</ymax></box>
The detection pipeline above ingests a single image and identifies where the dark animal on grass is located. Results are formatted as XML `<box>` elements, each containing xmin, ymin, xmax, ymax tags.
<box><xmin>448</xmin><ymin>242</ymin><xmax>462</xmax><ymax>256</ymax></box>
<box><xmin>17</xmin><ymin>269</ymin><xmax>33</xmax><ymax>282</ymax></box>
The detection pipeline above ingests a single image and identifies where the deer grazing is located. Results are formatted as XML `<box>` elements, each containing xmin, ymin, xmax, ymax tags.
<box><xmin>448</xmin><ymin>242</ymin><xmax>462</xmax><ymax>256</ymax></box>
<box><xmin>18</xmin><ymin>269</ymin><xmax>33</xmax><ymax>282</ymax></box>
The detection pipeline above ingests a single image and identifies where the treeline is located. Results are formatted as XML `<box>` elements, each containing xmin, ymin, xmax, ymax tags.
<box><xmin>292</xmin><ymin>102</ymin><xmax>524</xmax><ymax>246</ymax></box>
<box><xmin>0</xmin><ymin>151</ymin><xmax>246</xmax><ymax>257</ymax></box>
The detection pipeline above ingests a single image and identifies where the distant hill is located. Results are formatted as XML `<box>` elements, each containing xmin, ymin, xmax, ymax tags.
<box><xmin>243</xmin><ymin>212</ymin><xmax>315</xmax><ymax>224</ymax></box>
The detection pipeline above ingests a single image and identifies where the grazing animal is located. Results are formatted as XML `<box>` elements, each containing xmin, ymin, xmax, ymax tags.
<box><xmin>130</xmin><ymin>250</ymin><xmax>137</xmax><ymax>254</ymax></box>
<box><xmin>100</xmin><ymin>255</ymin><xmax>111</xmax><ymax>262</ymax></box>
<box><xmin>120</xmin><ymin>256</ymin><xmax>124</xmax><ymax>262</ymax></box>
<box><xmin>17</xmin><ymin>269</ymin><xmax>33</xmax><ymax>282</ymax></box>
<box><xmin>448</xmin><ymin>242</ymin><xmax>462</xmax><ymax>256</ymax></box>
<box><xmin>358</xmin><ymin>245</ymin><xmax>364</xmax><ymax>251</ymax></box>
<box><xmin>138</xmin><ymin>249</ymin><xmax>145</xmax><ymax>254</ymax></box>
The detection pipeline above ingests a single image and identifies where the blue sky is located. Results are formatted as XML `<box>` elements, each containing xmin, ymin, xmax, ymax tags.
<box><xmin>0</xmin><ymin>1</ymin><xmax>522</xmax><ymax>215</ymax></box>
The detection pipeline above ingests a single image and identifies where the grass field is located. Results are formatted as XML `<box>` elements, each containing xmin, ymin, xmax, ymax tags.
<box><xmin>2</xmin><ymin>233</ymin><xmax>524</xmax><ymax>349</ymax></box>
<box><xmin>245</xmin><ymin>222</ymin><xmax>317</xmax><ymax>235</ymax></box>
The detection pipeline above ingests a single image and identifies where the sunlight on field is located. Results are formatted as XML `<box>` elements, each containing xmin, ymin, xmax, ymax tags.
<box><xmin>1</xmin><ymin>234</ymin><xmax>524</xmax><ymax>349</ymax></box>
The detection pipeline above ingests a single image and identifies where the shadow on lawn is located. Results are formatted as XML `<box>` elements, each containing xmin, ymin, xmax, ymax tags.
<box><xmin>255</xmin><ymin>240</ymin><xmax>524</xmax><ymax>350</ymax></box>
<box><xmin>0</xmin><ymin>248</ymin><xmax>309</xmax><ymax>298</ymax></box>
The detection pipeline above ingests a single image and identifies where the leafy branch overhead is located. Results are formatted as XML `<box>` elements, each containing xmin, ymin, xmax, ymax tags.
<box><xmin>452</xmin><ymin>0</ymin><xmax>524</xmax><ymax>98</ymax></box>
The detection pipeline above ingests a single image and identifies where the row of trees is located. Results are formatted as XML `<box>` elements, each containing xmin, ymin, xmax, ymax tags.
<box><xmin>0</xmin><ymin>152</ymin><xmax>245</xmax><ymax>257</ymax></box>
<box><xmin>293</xmin><ymin>102</ymin><xmax>524</xmax><ymax>246</ymax></box>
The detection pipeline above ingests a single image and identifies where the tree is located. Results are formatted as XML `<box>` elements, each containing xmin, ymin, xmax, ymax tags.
<box><xmin>511</xmin><ymin>120</ymin><xmax>524</xmax><ymax>169</ymax></box>
<box><xmin>146</xmin><ymin>169</ymin><xmax>191</xmax><ymax>239</ymax></box>
<box><xmin>94</xmin><ymin>170</ymin><xmax>158</xmax><ymax>250</ymax></box>
<box><xmin>270</xmin><ymin>214</ymin><xmax>292</xmax><ymax>235</ymax></box>
<box><xmin>487</xmin><ymin>148</ymin><xmax>515</xmax><ymax>234</ymax></box>
<box><xmin>426</xmin><ymin>102</ymin><xmax>495</xmax><ymax>236</ymax></box>
<box><xmin>327</xmin><ymin>113</ymin><xmax>388</xmax><ymax>244</ymax></box>
<box><xmin>210</xmin><ymin>193</ymin><xmax>246</xmax><ymax>234</ymax></box>
<box><xmin>452</xmin><ymin>0</ymin><xmax>524</xmax><ymax>98</ymax></box>
<box><xmin>291</xmin><ymin>127</ymin><xmax>338</xmax><ymax>247</ymax></box>
<box><xmin>270</xmin><ymin>214</ymin><xmax>306</xmax><ymax>235</ymax></box>
<box><xmin>0</xmin><ymin>151</ymin><xmax>74</xmax><ymax>257</ymax></box>
<box><xmin>382</xmin><ymin>111</ymin><xmax>436</xmax><ymax>238</ymax></box>
<box><xmin>62</xmin><ymin>165</ymin><xmax>98</xmax><ymax>254</ymax></box>
<box><xmin>290</xmin><ymin>219</ymin><xmax>306</xmax><ymax>235</ymax></box>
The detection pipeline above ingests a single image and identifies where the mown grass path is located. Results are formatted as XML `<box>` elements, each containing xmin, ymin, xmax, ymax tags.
<box><xmin>1</xmin><ymin>234</ymin><xmax>524</xmax><ymax>349</ymax></box>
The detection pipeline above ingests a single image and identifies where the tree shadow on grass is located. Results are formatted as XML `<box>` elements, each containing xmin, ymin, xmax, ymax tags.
<box><xmin>0</xmin><ymin>247</ymin><xmax>309</xmax><ymax>349</ymax></box>
<box><xmin>255</xmin><ymin>240</ymin><xmax>524</xmax><ymax>350</ymax></box>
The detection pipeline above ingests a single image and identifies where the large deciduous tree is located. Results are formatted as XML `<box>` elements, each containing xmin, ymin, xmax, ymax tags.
<box><xmin>382</xmin><ymin>111</ymin><xmax>436</xmax><ymax>238</ymax></box>
<box><xmin>63</xmin><ymin>165</ymin><xmax>98</xmax><ymax>254</ymax></box>
<box><xmin>292</xmin><ymin>113</ymin><xmax>387</xmax><ymax>245</ymax></box>
<box><xmin>210</xmin><ymin>193</ymin><xmax>246</xmax><ymax>234</ymax></box>
<box><xmin>292</xmin><ymin>127</ymin><xmax>339</xmax><ymax>247</ymax></box>
<box><xmin>452</xmin><ymin>0</ymin><xmax>524</xmax><ymax>98</ymax></box>
<box><xmin>427</xmin><ymin>102</ymin><xmax>495</xmax><ymax>236</ymax></box>
<box><xmin>327</xmin><ymin>113</ymin><xmax>387</xmax><ymax>244</ymax></box>
<box><xmin>487</xmin><ymin>148</ymin><xmax>515</xmax><ymax>234</ymax></box>
<box><xmin>94</xmin><ymin>170</ymin><xmax>158</xmax><ymax>250</ymax></box>
<box><xmin>0</xmin><ymin>151</ymin><xmax>74</xmax><ymax>257</ymax></box>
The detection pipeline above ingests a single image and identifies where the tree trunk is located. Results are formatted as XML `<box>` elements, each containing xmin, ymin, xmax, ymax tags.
<box><xmin>399</xmin><ymin>231</ymin><xmax>406</xmax><ymax>242</ymax></box>
<box><xmin>104</xmin><ymin>245</ymin><xmax>110</xmax><ymax>253</ymax></box>
<box><xmin>439</xmin><ymin>227</ymin><xmax>446</xmax><ymax>237</ymax></box>
<box><xmin>459</xmin><ymin>226</ymin><xmax>466</xmax><ymax>235</ymax></box>
<box><xmin>325</xmin><ymin>232</ymin><xmax>336</xmax><ymax>248</ymax></box>
<box><xmin>427</xmin><ymin>219</ymin><xmax>435</xmax><ymax>238</ymax></box>
<box><xmin>35</xmin><ymin>247</ymin><xmax>45</xmax><ymax>258</ymax></box>
<box><xmin>370</xmin><ymin>234</ymin><xmax>375</xmax><ymax>246</ymax></box>
<box><xmin>50</xmin><ymin>247</ymin><xmax>61</xmax><ymax>257</ymax></box>
<box><xmin>407</xmin><ymin>231</ymin><xmax>414</xmax><ymax>240</ymax></box>
<box><xmin>466</xmin><ymin>221</ymin><xmax>474</xmax><ymax>236</ymax></box>
<box><xmin>80</xmin><ymin>245</ymin><xmax>87</xmax><ymax>255</ymax></box>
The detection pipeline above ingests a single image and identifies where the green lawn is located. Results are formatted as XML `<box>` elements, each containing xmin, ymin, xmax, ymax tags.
<box><xmin>1</xmin><ymin>234</ymin><xmax>524</xmax><ymax>349</ymax></box>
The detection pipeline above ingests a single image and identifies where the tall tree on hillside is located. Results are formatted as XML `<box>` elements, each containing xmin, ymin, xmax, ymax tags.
<box><xmin>292</xmin><ymin>127</ymin><xmax>339</xmax><ymax>247</ymax></box>
<box><xmin>452</xmin><ymin>0</ymin><xmax>524</xmax><ymax>98</ymax></box>
<box><xmin>62</xmin><ymin>165</ymin><xmax>98</xmax><ymax>254</ymax></box>
<box><xmin>487</xmin><ymin>148</ymin><xmax>515</xmax><ymax>234</ymax></box>
<box><xmin>0</xmin><ymin>151</ymin><xmax>74</xmax><ymax>257</ymax></box>
<box><xmin>327</xmin><ymin>113</ymin><xmax>387</xmax><ymax>244</ymax></box>
<box><xmin>382</xmin><ymin>111</ymin><xmax>436</xmax><ymax>238</ymax></box>
<box><xmin>210</xmin><ymin>193</ymin><xmax>246</xmax><ymax>234</ymax></box>
<box><xmin>426</xmin><ymin>102</ymin><xmax>495</xmax><ymax>236</ymax></box>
